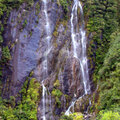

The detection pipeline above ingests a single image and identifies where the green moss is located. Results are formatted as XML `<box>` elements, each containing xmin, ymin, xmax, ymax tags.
<box><xmin>70</xmin><ymin>113</ymin><xmax>83</xmax><ymax>120</ymax></box>
<box><xmin>64</xmin><ymin>94</ymin><xmax>70</xmax><ymax>108</ymax></box>
<box><xmin>35</xmin><ymin>2</ymin><xmax>40</xmax><ymax>15</ymax></box>
<box><xmin>29</xmin><ymin>71</ymin><xmax>34</xmax><ymax>77</ymax></box>
<box><xmin>0</xmin><ymin>25</ymin><xmax>4</xmax><ymax>33</ymax></box>
<box><xmin>29</xmin><ymin>31</ymin><xmax>32</xmax><ymax>37</ymax></box>
<box><xmin>0</xmin><ymin>35</ymin><xmax>3</xmax><ymax>44</ymax></box>
<box><xmin>53</xmin><ymin>31</ymin><xmax>58</xmax><ymax>37</ymax></box>
<box><xmin>0</xmin><ymin>71</ymin><xmax>2</xmax><ymax>77</ymax></box>
<box><xmin>57</xmin><ymin>0</ymin><xmax>61</xmax><ymax>6</ymax></box>
<box><xmin>60</xmin><ymin>115</ymin><xmax>73</xmax><ymax>120</ymax></box>
<box><xmin>35</xmin><ymin>1</ymin><xmax>40</xmax><ymax>15</ymax></box>
<box><xmin>55</xmin><ymin>97</ymin><xmax>61</xmax><ymax>107</ymax></box>
<box><xmin>22</xmin><ymin>19</ymin><xmax>28</xmax><ymax>28</ymax></box>
<box><xmin>53</xmin><ymin>79</ymin><xmax>60</xmax><ymax>88</ymax></box>
<box><xmin>24</xmin><ymin>35</ymin><xmax>27</xmax><ymax>38</ymax></box>
<box><xmin>2</xmin><ymin>46</ymin><xmax>11</xmax><ymax>61</ymax></box>
<box><xmin>52</xmin><ymin>88</ymin><xmax>62</xmax><ymax>107</ymax></box>
<box><xmin>52</xmin><ymin>89</ymin><xmax>62</xmax><ymax>98</ymax></box>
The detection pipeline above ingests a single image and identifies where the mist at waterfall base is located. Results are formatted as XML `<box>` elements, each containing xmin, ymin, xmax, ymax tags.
<box><xmin>65</xmin><ymin>0</ymin><xmax>91</xmax><ymax>115</ymax></box>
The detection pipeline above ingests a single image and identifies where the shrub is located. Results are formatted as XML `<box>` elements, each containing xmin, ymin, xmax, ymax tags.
<box><xmin>0</xmin><ymin>35</ymin><xmax>3</xmax><ymax>44</ymax></box>
<box><xmin>52</xmin><ymin>89</ymin><xmax>62</xmax><ymax>97</ymax></box>
<box><xmin>22</xmin><ymin>19</ymin><xmax>28</xmax><ymax>28</ymax></box>
<box><xmin>59</xmin><ymin>0</ymin><xmax>69</xmax><ymax>19</ymax></box>
<box><xmin>60</xmin><ymin>113</ymin><xmax>83</xmax><ymax>120</ymax></box>
<box><xmin>60</xmin><ymin>115</ymin><xmax>73</xmax><ymax>120</ymax></box>
<box><xmin>70</xmin><ymin>113</ymin><xmax>83</xmax><ymax>120</ymax></box>
<box><xmin>53</xmin><ymin>79</ymin><xmax>60</xmax><ymax>88</ymax></box>
<box><xmin>52</xmin><ymin>89</ymin><xmax>62</xmax><ymax>107</ymax></box>
<box><xmin>2</xmin><ymin>46</ymin><xmax>11</xmax><ymax>60</ymax></box>
<box><xmin>99</xmin><ymin>111</ymin><xmax>120</xmax><ymax>120</ymax></box>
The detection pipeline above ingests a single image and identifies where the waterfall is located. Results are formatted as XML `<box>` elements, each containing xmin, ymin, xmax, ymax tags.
<box><xmin>42</xmin><ymin>82</ymin><xmax>47</xmax><ymax>120</ymax></box>
<box><xmin>42</xmin><ymin>0</ymin><xmax>51</xmax><ymax>73</ymax></box>
<box><xmin>41</xmin><ymin>0</ymin><xmax>52</xmax><ymax>119</ymax></box>
<box><xmin>65</xmin><ymin>0</ymin><xmax>91</xmax><ymax>115</ymax></box>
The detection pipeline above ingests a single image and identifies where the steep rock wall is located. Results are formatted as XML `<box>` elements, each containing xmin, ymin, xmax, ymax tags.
<box><xmin>1</xmin><ymin>0</ymin><xmax>94</xmax><ymax>119</ymax></box>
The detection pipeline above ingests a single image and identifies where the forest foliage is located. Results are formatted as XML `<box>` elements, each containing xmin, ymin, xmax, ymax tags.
<box><xmin>84</xmin><ymin>0</ymin><xmax>120</xmax><ymax>118</ymax></box>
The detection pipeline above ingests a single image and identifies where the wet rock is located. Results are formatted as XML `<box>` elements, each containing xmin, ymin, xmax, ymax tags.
<box><xmin>74</xmin><ymin>95</ymin><xmax>90</xmax><ymax>113</ymax></box>
<box><xmin>63</xmin><ymin>58</ymin><xmax>84</xmax><ymax>97</ymax></box>
<box><xmin>84</xmin><ymin>113</ymin><xmax>96</xmax><ymax>120</ymax></box>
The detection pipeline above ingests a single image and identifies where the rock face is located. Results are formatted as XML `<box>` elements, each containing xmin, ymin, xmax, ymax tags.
<box><xmin>74</xmin><ymin>95</ymin><xmax>90</xmax><ymax>113</ymax></box>
<box><xmin>2</xmin><ymin>0</ymin><xmax>93</xmax><ymax>119</ymax></box>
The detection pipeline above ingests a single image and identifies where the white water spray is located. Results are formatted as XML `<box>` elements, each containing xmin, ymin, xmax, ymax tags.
<box><xmin>65</xmin><ymin>0</ymin><xmax>91</xmax><ymax>115</ymax></box>
<box><xmin>41</xmin><ymin>0</ymin><xmax>52</xmax><ymax>119</ymax></box>
<box><xmin>42</xmin><ymin>81</ymin><xmax>47</xmax><ymax>120</ymax></box>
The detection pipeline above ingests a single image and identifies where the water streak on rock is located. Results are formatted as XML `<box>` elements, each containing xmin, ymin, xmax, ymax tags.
<box><xmin>65</xmin><ymin>0</ymin><xmax>91</xmax><ymax>115</ymax></box>
<box><xmin>41</xmin><ymin>0</ymin><xmax>52</xmax><ymax>119</ymax></box>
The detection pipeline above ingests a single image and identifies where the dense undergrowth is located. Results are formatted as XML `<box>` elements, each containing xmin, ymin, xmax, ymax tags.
<box><xmin>98</xmin><ymin>33</ymin><xmax>120</xmax><ymax>111</ymax></box>
<box><xmin>0</xmin><ymin>78</ymin><xmax>40</xmax><ymax>120</ymax></box>
<box><xmin>83</xmin><ymin>0</ymin><xmax>120</xmax><ymax>119</ymax></box>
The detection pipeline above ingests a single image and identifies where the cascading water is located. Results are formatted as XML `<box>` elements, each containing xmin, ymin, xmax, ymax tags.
<box><xmin>41</xmin><ymin>0</ymin><xmax>52</xmax><ymax>119</ymax></box>
<box><xmin>42</xmin><ymin>0</ymin><xmax>51</xmax><ymax>72</ymax></box>
<box><xmin>42</xmin><ymin>82</ymin><xmax>47</xmax><ymax>120</ymax></box>
<box><xmin>65</xmin><ymin>0</ymin><xmax>91</xmax><ymax>115</ymax></box>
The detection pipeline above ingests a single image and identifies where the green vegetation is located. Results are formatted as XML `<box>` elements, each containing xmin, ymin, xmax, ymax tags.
<box><xmin>98</xmin><ymin>111</ymin><xmax>120</xmax><ymax>120</ymax></box>
<box><xmin>52</xmin><ymin>79</ymin><xmax>62</xmax><ymax>107</ymax></box>
<box><xmin>0</xmin><ymin>78</ymin><xmax>40</xmax><ymax>120</ymax></box>
<box><xmin>85</xmin><ymin>0</ymin><xmax>118</xmax><ymax>73</ymax></box>
<box><xmin>59</xmin><ymin>0</ymin><xmax>71</xmax><ymax>19</ymax></box>
<box><xmin>70</xmin><ymin>113</ymin><xmax>83</xmax><ymax>120</ymax></box>
<box><xmin>2</xmin><ymin>46</ymin><xmax>11</xmax><ymax>61</ymax></box>
<box><xmin>53</xmin><ymin>79</ymin><xmax>60</xmax><ymax>88</ymax></box>
<box><xmin>0</xmin><ymin>35</ymin><xmax>3</xmax><ymax>44</ymax></box>
<box><xmin>59</xmin><ymin>0</ymin><xmax>68</xmax><ymax>13</ymax></box>
<box><xmin>52</xmin><ymin>88</ymin><xmax>62</xmax><ymax>107</ymax></box>
<box><xmin>60</xmin><ymin>115</ymin><xmax>73</xmax><ymax>120</ymax></box>
<box><xmin>98</xmin><ymin>33</ymin><xmax>120</xmax><ymax>111</ymax></box>
<box><xmin>52</xmin><ymin>88</ymin><xmax>62</xmax><ymax>98</ymax></box>
<box><xmin>84</xmin><ymin>0</ymin><xmax>120</xmax><ymax>118</ymax></box>
<box><xmin>60</xmin><ymin>113</ymin><xmax>83</xmax><ymax>120</ymax></box>
<box><xmin>22</xmin><ymin>19</ymin><xmax>28</xmax><ymax>29</ymax></box>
